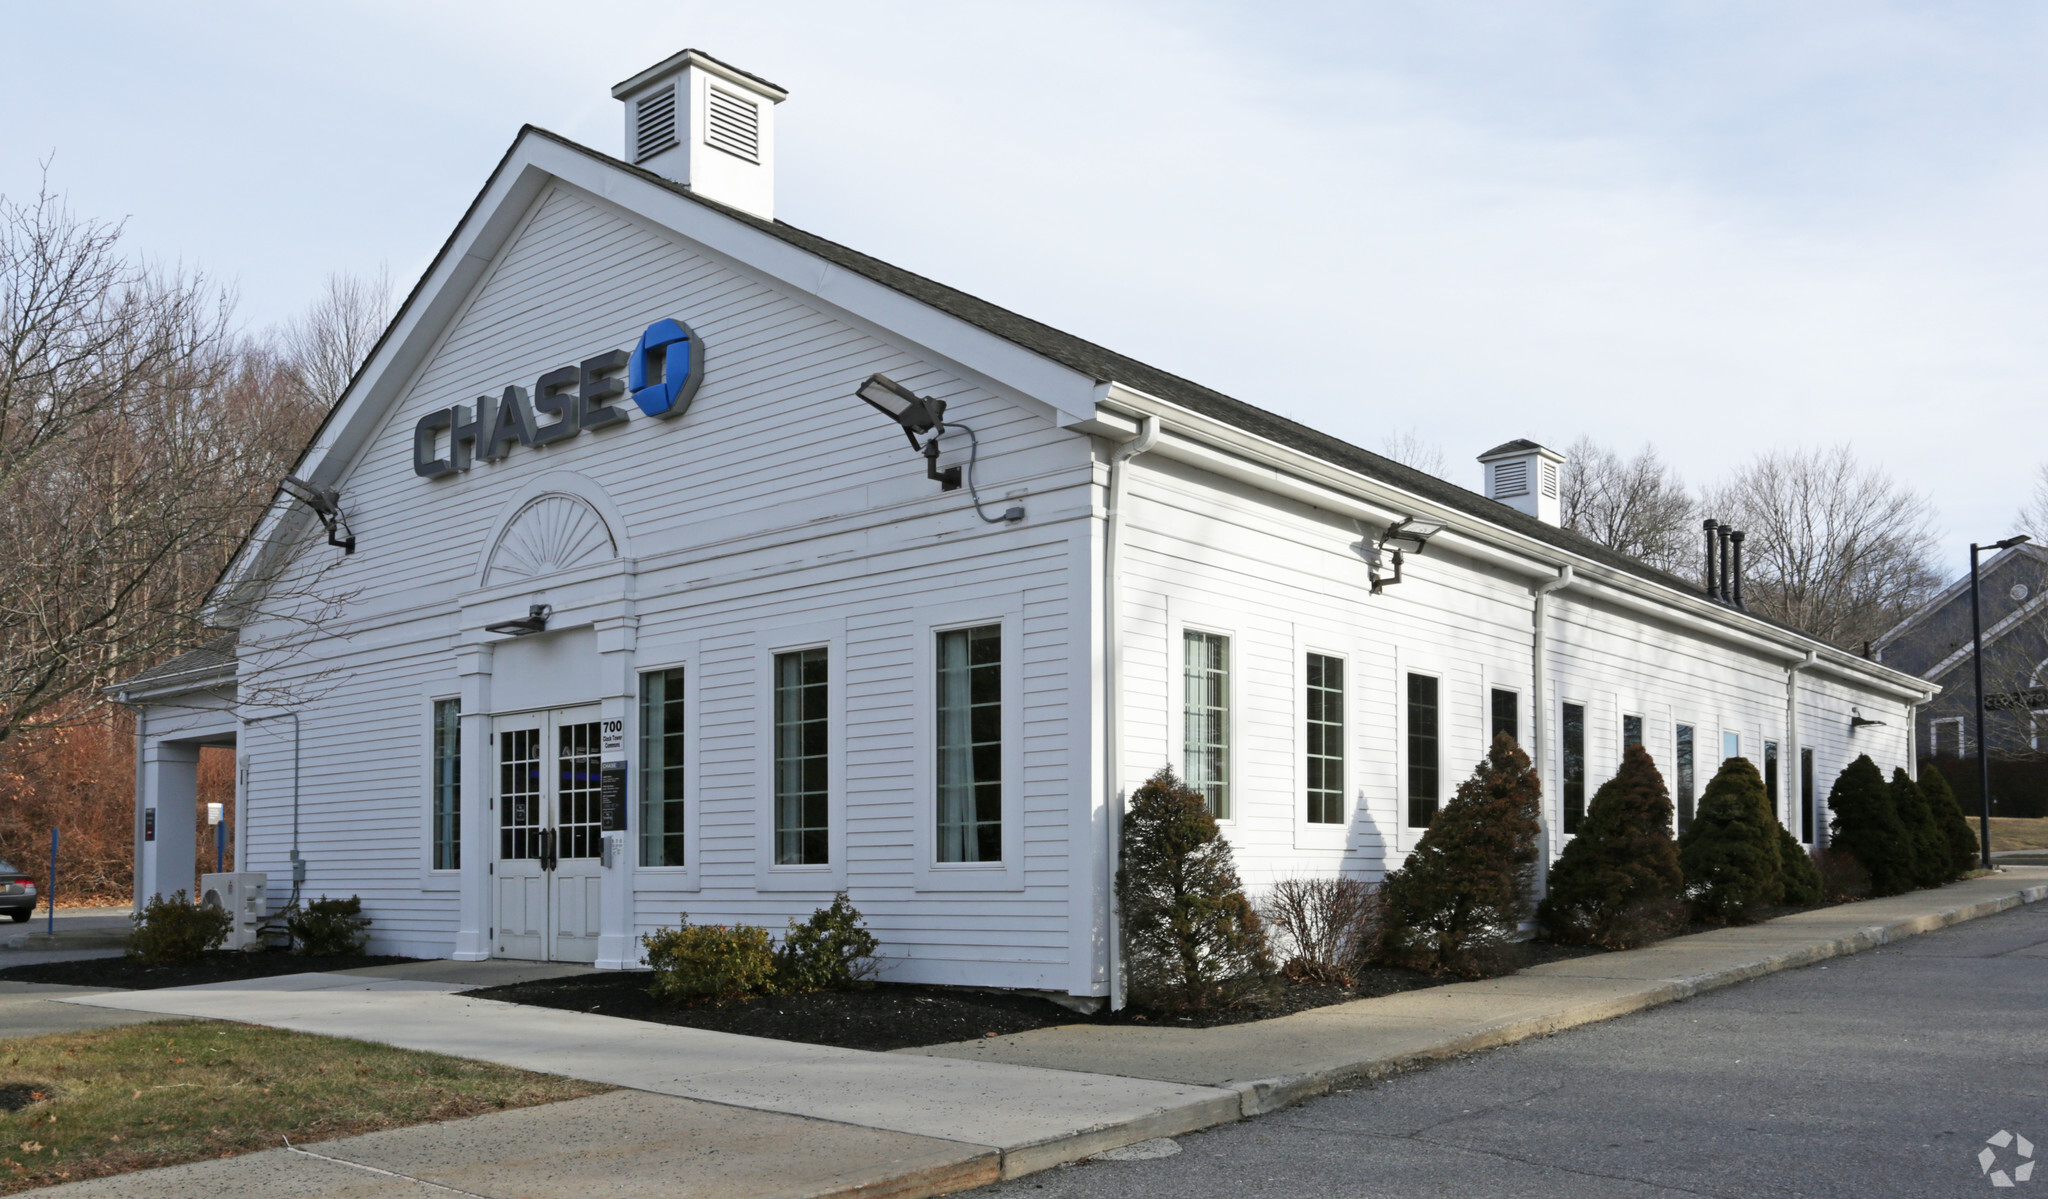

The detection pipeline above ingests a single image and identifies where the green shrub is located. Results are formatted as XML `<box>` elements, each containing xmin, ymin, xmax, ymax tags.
<box><xmin>1827</xmin><ymin>756</ymin><xmax>1914</xmax><ymax>896</ymax></box>
<box><xmin>1539</xmin><ymin>744</ymin><xmax>1686</xmax><ymax>948</ymax></box>
<box><xmin>1887</xmin><ymin>768</ymin><xmax>1949</xmax><ymax>888</ymax></box>
<box><xmin>642</xmin><ymin>920</ymin><xmax>777</xmax><ymax>1006</ymax></box>
<box><xmin>1380</xmin><ymin>734</ymin><xmax>1542</xmax><ymax>976</ymax></box>
<box><xmin>1679</xmin><ymin>757</ymin><xmax>1782</xmax><ymax>924</ymax></box>
<box><xmin>287</xmin><ymin>895</ymin><xmax>371</xmax><ymax>956</ymax></box>
<box><xmin>775</xmin><ymin>893</ymin><xmax>879</xmax><ymax>992</ymax></box>
<box><xmin>128</xmin><ymin>891</ymin><xmax>231</xmax><ymax>965</ymax></box>
<box><xmin>1118</xmin><ymin>766</ymin><xmax>1269</xmax><ymax>1012</ymax></box>
<box><xmin>1922</xmin><ymin>767</ymin><xmax>1982</xmax><ymax>877</ymax></box>
<box><xmin>1775</xmin><ymin>825</ymin><xmax>1824</xmax><ymax>905</ymax></box>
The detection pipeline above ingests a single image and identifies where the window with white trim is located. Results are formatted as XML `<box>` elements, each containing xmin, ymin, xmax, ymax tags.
<box><xmin>1305</xmin><ymin>653</ymin><xmax>1344</xmax><ymax>824</ymax></box>
<box><xmin>936</xmin><ymin>625</ymin><xmax>1002</xmax><ymax>862</ymax></box>
<box><xmin>431</xmin><ymin>699</ymin><xmax>460</xmax><ymax>870</ymax></box>
<box><xmin>1183</xmin><ymin>631</ymin><xmax>1231</xmax><ymax>818</ymax></box>
<box><xmin>773</xmin><ymin>648</ymin><xmax>829</xmax><ymax>865</ymax></box>
<box><xmin>639</xmin><ymin>667</ymin><xmax>686</xmax><ymax>867</ymax></box>
<box><xmin>1407</xmin><ymin>673</ymin><xmax>1440</xmax><ymax>827</ymax></box>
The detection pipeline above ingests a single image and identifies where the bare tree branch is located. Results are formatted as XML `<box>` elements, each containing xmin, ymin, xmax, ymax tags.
<box><xmin>1558</xmin><ymin>436</ymin><xmax>1698</xmax><ymax>575</ymax></box>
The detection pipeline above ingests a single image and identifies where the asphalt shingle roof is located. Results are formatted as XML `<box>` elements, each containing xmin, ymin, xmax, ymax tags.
<box><xmin>115</xmin><ymin>634</ymin><xmax>237</xmax><ymax>691</ymax></box>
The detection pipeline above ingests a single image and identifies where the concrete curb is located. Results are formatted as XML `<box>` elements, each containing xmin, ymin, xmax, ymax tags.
<box><xmin>994</xmin><ymin>1090</ymin><xmax>1242</xmax><ymax>1179</ymax></box>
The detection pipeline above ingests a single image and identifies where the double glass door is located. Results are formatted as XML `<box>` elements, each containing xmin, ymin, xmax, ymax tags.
<box><xmin>493</xmin><ymin>706</ymin><xmax>603</xmax><ymax>962</ymax></box>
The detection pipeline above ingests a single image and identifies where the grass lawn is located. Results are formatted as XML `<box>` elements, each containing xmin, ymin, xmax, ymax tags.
<box><xmin>1984</xmin><ymin>817</ymin><xmax>2048</xmax><ymax>851</ymax></box>
<box><xmin>0</xmin><ymin>1021</ymin><xmax>608</xmax><ymax>1193</ymax></box>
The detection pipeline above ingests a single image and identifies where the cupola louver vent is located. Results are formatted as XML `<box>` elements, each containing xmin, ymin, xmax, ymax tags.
<box><xmin>635</xmin><ymin>86</ymin><xmax>678</xmax><ymax>162</ymax></box>
<box><xmin>1540</xmin><ymin>459</ymin><xmax>1559</xmax><ymax>500</ymax></box>
<box><xmin>1492</xmin><ymin>459</ymin><xmax>1528</xmax><ymax>498</ymax></box>
<box><xmin>705</xmin><ymin>86</ymin><xmax>760</xmax><ymax>163</ymax></box>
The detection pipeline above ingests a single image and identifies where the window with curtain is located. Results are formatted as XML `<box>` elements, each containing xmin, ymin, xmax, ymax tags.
<box><xmin>1676</xmin><ymin>724</ymin><xmax>1696</xmax><ymax>832</ymax></box>
<box><xmin>937</xmin><ymin>625</ymin><xmax>1002</xmax><ymax>862</ymax></box>
<box><xmin>1306</xmin><ymin>653</ymin><xmax>1344</xmax><ymax>824</ymax></box>
<box><xmin>1491</xmin><ymin>688</ymin><xmax>1518</xmax><ymax>745</ymax></box>
<box><xmin>639</xmin><ymin>667</ymin><xmax>686</xmax><ymax>867</ymax></box>
<box><xmin>1183</xmin><ymin>631</ymin><xmax>1231</xmax><ymax>817</ymax></box>
<box><xmin>431</xmin><ymin>699</ymin><xmax>460</xmax><ymax>870</ymax></box>
<box><xmin>1407</xmin><ymin>673</ymin><xmax>1439</xmax><ymax>827</ymax></box>
<box><xmin>774</xmin><ymin>648</ymin><xmax>829</xmax><ymax>865</ymax></box>
<box><xmin>1562</xmin><ymin>702</ymin><xmax>1586</xmax><ymax>834</ymax></box>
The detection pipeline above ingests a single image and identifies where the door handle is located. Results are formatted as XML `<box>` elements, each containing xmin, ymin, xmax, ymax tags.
<box><xmin>541</xmin><ymin>829</ymin><xmax>556</xmax><ymax>872</ymax></box>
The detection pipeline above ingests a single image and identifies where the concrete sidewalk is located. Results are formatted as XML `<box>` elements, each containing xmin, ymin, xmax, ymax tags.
<box><xmin>45</xmin><ymin>866</ymin><xmax>2048</xmax><ymax>1198</ymax></box>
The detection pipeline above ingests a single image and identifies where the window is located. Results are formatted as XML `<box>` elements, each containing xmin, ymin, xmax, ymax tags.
<box><xmin>1491</xmin><ymin>688</ymin><xmax>1518</xmax><ymax>746</ymax></box>
<box><xmin>1562</xmin><ymin>702</ymin><xmax>1586</xmax><ymax>834</ymax></box>
<box><xmin>1800</xmin><ymin>748</ymin><xmax>1815</xmax><ymax>843</ymax></box>
<box><xmin>937</xmin><ymin>625</ymin><xmax>1002</xmax><ymax>862</ymax></box>
<box><xmin>639</xmin><ymin>668</ymin><xmax>686</xmax><ymax>867</ymax></box>
<box><xmin>1723</xmin><ymin>731</ymin><xmax>1741</xmax><ymax>763</ymax></box>
<box><xmin>1623</xmin><ymin>714</ymin><xmax>1643</xmax><ymax>750</ymax></box>
<box><xmin>1676</xmin><ymin>724</ymin><xmax>1696</xmax><ymax>832</ymax></box>
<box><xmin>1931</xmin><ymin>718</ymin><xmax>1964</xmax><ymax>759</ymax></box>
<box><xmin>1306</xmin><ymin>654</ymin><xmax>1345</xmax><ymax>824</ymax></box>
<box><xmin>1407</xmin><ymin>673</ymin><xmax>1440</xmax><ymax>827</ymax></box>
<box><xmin>1764</xmin><ymin>741</ymin><xmax>1779</xmax><ymax>819</ymax></box>
<box><xmin>773</xmin><ymin>648</ymin><xmax>829</xmax><ymax>865</ymax></box>
<box><xmin>431</xmin><ymin>699</ymin><xmax>460</xmax><ymax>870</ymax></box>
<box><xmin>1183</xmin><ymin>631</ymin><xmax>1231</xmax><ymax>817</ymax></box>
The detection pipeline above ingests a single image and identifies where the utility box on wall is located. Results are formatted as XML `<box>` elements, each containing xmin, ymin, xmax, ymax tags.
<box><xmin>200</xmin><ymin>872</ymin><xmax>268</xmax><ymax>951</ymax></box>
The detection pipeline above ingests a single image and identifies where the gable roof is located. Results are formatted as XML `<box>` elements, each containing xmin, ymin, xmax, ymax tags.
<box><xmin>1873</xmin><ymin>542</ymin><xmax>2048</xmax><ymax>655</ymax></box>
<box><xmin>109</xmin><ymin>633</ymin><xmax>237</xmax><ymax>699</ymax></box>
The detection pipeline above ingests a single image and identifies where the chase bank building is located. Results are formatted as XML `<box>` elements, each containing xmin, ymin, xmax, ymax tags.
<box><xmin>115</xmin><ymin>51</ymin><xmax>1931</xmax><ymax>1005</ymax></box>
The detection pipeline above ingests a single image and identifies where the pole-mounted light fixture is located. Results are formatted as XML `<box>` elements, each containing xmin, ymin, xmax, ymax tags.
<box><xmin>1969</xmin><ymin>532</ymin><xmax>2032</xmax><ymax>867</ymax></box>
<box><xmin>484</xmin><ymin>604</ymin><xmax>551</xmax><ymax>637</ymax></box>
<box><xmin>853</xmin><ymin>373</ymin><xmax>1024</xmax><ymax>522</ymax></box>
<box><xmin>1370</xmin><ymin>517</ymin><xmax>1444</xmax><ymax>592</ymax></box>
<box><xmin>280</xmin><ymin>475</ymin><xmax>355</xmax><ymax>555</ymax></box>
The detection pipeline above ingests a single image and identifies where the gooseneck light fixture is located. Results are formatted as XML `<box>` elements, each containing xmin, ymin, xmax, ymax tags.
<box><xmin>854</xmin><ymin>373</ymin><xmax>1024</xmax><ymax>523</ymax></box>
<box><xmin>1370</xmin><ymin>517</ymin><xmax>1445</xmax><ymax>593</ymax></box>
<box><xmin>280</xmin><ymin>475</ymin><xmax>355</xmax><ymax>555</ymax></box>
<box><xmin>1970</xmin><ymin>532</ymin><xmax>2033</xmax><ymax>868</ymax></box>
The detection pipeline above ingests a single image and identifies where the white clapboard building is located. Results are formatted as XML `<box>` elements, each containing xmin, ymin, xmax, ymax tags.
<box><xmin>115</xmin><ymin>51</ymin><xmax>1932</xmax><ymax>1003</ymax></box>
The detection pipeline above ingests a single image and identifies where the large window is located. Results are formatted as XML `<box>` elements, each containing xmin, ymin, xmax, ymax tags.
<box><xmin>1407</xmin><ymin>673</ymin><xmax>1440</xmax><ymax>827</ymax></box>
<box><xmin>1306</xmin><ymin>653</ymin><xmax>1345</xmax><ymax>824</ymax></box>
<box><xmin>1800</xmin><ymin>748</ymin><xmax>1815</xmax><ymax>843</ymax></box>
<box><xmin>774</xmin><ymin>648</ymin><xmax>829</xmax><ymax>865</ymax></box>
<box><xmin>1561</xmin><ymin>702</ymin><xmax>1586</xmax><ymax>834</ymax></box>
<box><xmin>1623</xmin><ymin>714</ymin><xmax>1643</xmax><ymax>750</ymax></box>
<box><xmin>431</xmin><ymin>699</ymin><xmax>460</xmax><ymax>870</ymax></box>
<box><xmin>937</xmin><ymin>625</ymin><xmax>1002</xmax><ymax>862</ymax></box>
<box><xmin>639</xmin><ymin>667</ymin><xmax>686</xmax><ymax>867</ymax></box>
<box><xmin>1183</xmin><ymin>631</ymin><xmax>1231</xmax><ymax>817</ymax></box>
<box><xmin>1675</xmin><ymin>724</ymin><xmax>1696</xmax><ymax>832</ymax></box>
<box><xmin>1491</xmin><ymin>688</ymin><xmax>1518</xmax><ymax>746</ymax></box>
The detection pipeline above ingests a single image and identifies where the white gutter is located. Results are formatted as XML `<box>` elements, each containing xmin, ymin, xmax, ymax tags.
<box><xmin>1531</xmin><ymin>567</ymin><xmax>1574</xmax><ymax>870</ymax></box>
<box><xmin>1102</xmin><ymin>414</ymin><xmax>1159</xmax><ymax>1012</ymax></box>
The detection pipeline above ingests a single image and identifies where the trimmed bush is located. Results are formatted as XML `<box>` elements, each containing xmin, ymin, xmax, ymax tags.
<box><xmin>1888</xmin><ymin>768</ymin><xmax>1950</xmax><ymax>888</ymax></box>
<box><xmin>775</xmin><ymin>893</ymin><xmax>879</xmax><ymax>992</ymax></box>
<box><xmin>288</xmin><ymin>895</ymin><xmax>371</xmax><ymax>956</ymax></box>
<box><xmin>1118</xmin><ymin>766</ymin><xmax>1269</xmax><ymax>1012</ymax></box>
<box><xmin>1539</xmin><ymin>744</ymin><xmax>1686</xmax><ymax>948</ymax></box>
<box><xmin>1259</xmin><ymin>876</ymin><xmax>1381</xmax><ymax>985</ymax></box>
<box><xmin>1922</xmin><ymin>767</ymin><xmax>1983</xmax><ymax>877</ymax></box>
<box><xmin>642</xmin><ymin>920</ymin><xmax>777</xmax><ymax>1006</ymax></box>
<box><xmin>1380</xmin><ymin>734</ymin><xmax>1543</xmax><ymax>976</ymax></box>
<box><xmin>1827</xmin><ymin>755</ymin><xmax>1914</xmax><ymax>896</ymax></box>
<box><xmin>128</xmin><ymin>891</ymin><xmax>231</xmax><ymax>965</ymax></box>
<box><xmin>1679</xmin><ymin>757</ymin><xmax>1782</xmax><ymax>924</ymax></box>
<box><xmin>1775</xmin><ymin>825</ymin><xmax>1824</xmax><ymax>906</ymax></box>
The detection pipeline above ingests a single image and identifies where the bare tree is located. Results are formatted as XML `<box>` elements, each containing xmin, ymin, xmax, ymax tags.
<box><xmin>1705</xmin><ymin>445</ymin><xmax>1942</xmax><ymax>650</ymax></box>
<box><xmin>1379</xmin><ymin>426</ymin><xmax>1448</xmax><ymax>477</ymax></box>
<box><xmin>1558</xmin><ymin>436</ymin><xmax>1698</xmax><ymax>574</ymax></box>
<box><xmin>278</xmin><ymin>268</ymin><xmax>391</xmax><ymax>408</ymax></box>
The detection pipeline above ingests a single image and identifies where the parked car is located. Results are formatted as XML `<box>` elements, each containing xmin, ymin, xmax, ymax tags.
<box><xmin>0</xmin><ymin>861</ymin><xmax>38</xmax><ymax>922</ymax></box>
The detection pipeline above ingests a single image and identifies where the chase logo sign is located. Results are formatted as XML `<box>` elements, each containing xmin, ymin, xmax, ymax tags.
<box><xmin>413</xmin><ymin>317</ymin><xmax>704</xmax><ymax>479</ymax></box>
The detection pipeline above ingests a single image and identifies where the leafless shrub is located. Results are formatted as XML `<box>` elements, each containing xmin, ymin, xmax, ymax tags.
<box><xmin>1259</xmin><ymin>875</ymin><xmax>1382</xmax><ymax>986</ymax></box>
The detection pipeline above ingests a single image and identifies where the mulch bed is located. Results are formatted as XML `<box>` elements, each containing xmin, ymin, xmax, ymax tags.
<box><xmin>0</xmin><ymin>952</ymin><xmax>417</xmax><ymax>991</ymax></box>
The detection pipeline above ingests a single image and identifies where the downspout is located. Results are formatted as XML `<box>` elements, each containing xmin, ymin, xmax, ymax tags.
<box><xmin>1530</xmin><ymin>566</ymin><xmax>1573</xmax><ymax>875</ymax></box>
<box><xmin>1103</xmin><ymin>414</ymin><xmax>1160</xmax><ymax>1012</ymax></box>
<box><xmin>1786</xmin><ymin>651</ymin><xmax>1817</xmax><ymax>839</ymax></box>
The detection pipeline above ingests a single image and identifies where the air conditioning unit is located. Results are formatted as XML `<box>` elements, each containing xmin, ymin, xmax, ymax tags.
<box><xmin>200</xmin><ymin>872</ymin><xmax>268</xmax><ymax>951</ymax></box>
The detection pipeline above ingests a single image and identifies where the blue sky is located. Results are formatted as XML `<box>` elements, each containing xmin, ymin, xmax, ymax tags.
<box><xmin>5</xmin><ymin>2</ymin><xmax>2043</xmax><ymax>573</ymax></box>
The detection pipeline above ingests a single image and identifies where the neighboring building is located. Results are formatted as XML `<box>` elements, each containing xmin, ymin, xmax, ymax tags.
<box><xmin>113</xmin><ymin>51</ymin><xmax>1932</xmax><ymax>1005</ymax></box>
<box><xmin>1873</xmin><ymin>542</ymin><xmax>2048</xmax><ymax>816</ymax></box>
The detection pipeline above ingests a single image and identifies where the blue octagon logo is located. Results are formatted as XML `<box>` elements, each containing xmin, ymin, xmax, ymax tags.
<box><xmin>628</xmin><ymin>317</ymin><xmax>704</xmax><ymax>419</ymax></box>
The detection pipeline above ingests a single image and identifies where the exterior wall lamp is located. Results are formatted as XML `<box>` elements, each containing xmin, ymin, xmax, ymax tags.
<box><xmin>1371</xmin><ymin>518</ymin><xmax>1445</xmax><ymax>593</ymax></box>
<box><xmin>853</xmin><ymin>373</ymin><xmax>1024</xmax><ymax>523</ymax></box>
<box><xmin>280</xmin><ymin>475</ymin><xmax>355</xmax><ymax>555</ymax></box>
<box><xmin>1848</xmin><ymin>707</ymin><xmax>1886</xmax><ymax>730</ymax></box>
<box><xmin>484</xmin><ymin>604</ymin><xmax>551</xmax><ymax>637</ymax></box>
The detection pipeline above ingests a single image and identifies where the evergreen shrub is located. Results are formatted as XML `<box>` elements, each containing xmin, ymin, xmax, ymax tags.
<box><xmin>1538</xmin><ymin>744</ymin><xmax>1686</xmax><ymax>948</ymax></box>
<box><xmin>1775</xmin><ymin>825</ymin><xmax>1824</xmax><ymax>906</ymax></box>
<box><xmin>1678</xmin><ymin>757</ymin><xmax>1782</xmax><ymax>924</ymax></box>
<box><xmin>288</xmin><ymin>895</ymin><xmax>372</xmax><ymax>956</ymax></box>
<box><xmin>127</xmin><ymin>891</ymin><xmax>231</xmax><ymax>965</ymax></box>
<box><xmin>642</xmin><ymin>920</ymin><xmax>777</xmax><ymax>1005</ymax></box>
<box><xmin>1827</xmin><ymin>756</ymin><xmax>1914</xmax><ymax>896</ymax></box>
<box><xmin>1888</xmin><ymin>768</ymin><xmax>1950</xmax><ymax>888</ymax></box>
<box><xmin>1118</xmin><ymin>766</ymin><xmax>1269</xmax><ymax>1011</ymax></box>
<box><xmin>1380</xmin><ymin>734</ymin><xmax>1542</xmax><ymax>976</ymax></box>
<box><xmin>775</xmin><ymin>892</ymin><xmax>879</xmax><ymax>992</ymax></box>
<box><xmin>1922</xmin><ymin>767</ymin><xmax>1982</xmax><ymax>877</ymax></box>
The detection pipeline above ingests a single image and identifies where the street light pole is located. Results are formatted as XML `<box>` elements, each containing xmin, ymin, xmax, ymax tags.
<box><xmin>1972</xmin><ymin>534</ymin><xmax>2033</xmax><ymax>870</ymax></box>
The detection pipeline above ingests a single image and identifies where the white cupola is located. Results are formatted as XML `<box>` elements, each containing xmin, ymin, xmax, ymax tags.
<box><xmin>1477</xmin><ymin>439</ymin><xmax>1566</xmax><ymax>526</ymax></box>
<box><xmin>611</xmin><ymin>50</ymin><xmax>787</xmax><ymax>221</ymax></box>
